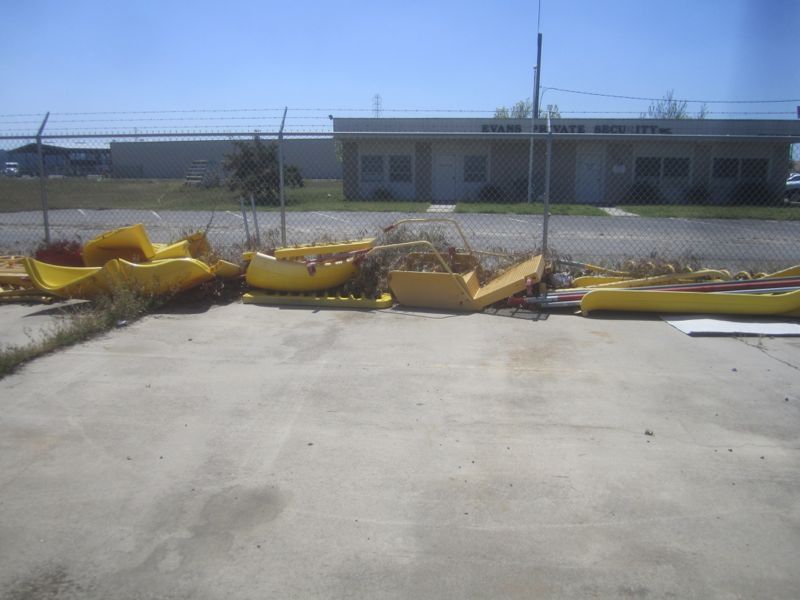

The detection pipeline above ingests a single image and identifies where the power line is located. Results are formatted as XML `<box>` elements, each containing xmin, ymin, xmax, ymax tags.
<box><xmin>546</xmin><ymin>87</ymin><xmax>800</xmax><ymax>104</ymax></box>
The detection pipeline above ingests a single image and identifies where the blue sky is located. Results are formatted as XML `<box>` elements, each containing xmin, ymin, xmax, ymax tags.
<box><xmin>1</xmin><ymin>0</ymin><xmax>797</xmax><ymax>134</ymax></box>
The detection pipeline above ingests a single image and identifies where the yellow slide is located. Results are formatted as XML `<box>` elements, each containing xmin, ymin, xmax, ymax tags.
<box><xmin>23</xmin><ymin>257</ymin><xmax>214</xmax><ymax>298</ymax></box>
<box><xmin>581</xmin><ymin>289</ymin><xmax>800</xmax><ymax>317</ymax></box>
<box><xmin>388</xmin><ymin>254</ymin><xmax>544</xmax><ymax>311</ymax></box>
<box><xmin>82</xmin><ymin>224</ymin><xmax>208</xmax><ymax>266</ymax></box>
<box><xmin>245</xmin><ymin>252</ymin><xmax>359</xmax><ymax>292</ymax></box>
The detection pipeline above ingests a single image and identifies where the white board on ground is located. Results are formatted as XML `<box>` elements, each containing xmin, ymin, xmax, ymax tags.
<box><xmin>662</xmin><ymin>315</ymin><xmax>800</xmax><ymax>336</ymax></box>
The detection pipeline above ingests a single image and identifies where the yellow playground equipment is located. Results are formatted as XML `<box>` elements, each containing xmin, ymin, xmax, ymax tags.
<box><xmin>81</xmin><ymin>224</ymin><xmax>210</xmax><ymax>266</ymax></box>
<box><xmin>580</xmin><ymin>288</ymin><xmax>800</xmax><ymax>317</ymax></box>
<box><xmin>23</xmin><ymin>257</ymin><xmax>216</xmax><ymax>298</ymax></box>
<box><xmin>377</xmin><ymin>219</ymin><xmax>544</xmax><ymax>311</ymax></box>
<box><xmin>244</xmin><ymin>252</ymin><xmax>360</xmax><ymax>293</ymax></box>
<box><xmin>243</xmin><ymin>219</ymin><xmax>544</xmax><ymax>311</ymax></box>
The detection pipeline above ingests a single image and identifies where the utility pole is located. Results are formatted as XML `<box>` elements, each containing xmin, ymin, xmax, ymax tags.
<box><xmin>372</xmin><ymin>94</ymin><xmax>382</xmax><ymax>118</ymax></box>
<box><xmin>532</xmin><ymin>33</ymin><xmax>543</xmax><ymax>121</ymax></box>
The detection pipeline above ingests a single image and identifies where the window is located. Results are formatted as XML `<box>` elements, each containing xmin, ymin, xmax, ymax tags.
<box><xmin>464</xmin><ymin>155</ymin><xmax>487</xmax><ymax>183</ymax></box>
<box><xmin>361</xmin><ymin>155</ymin><xmax>383</xmax><ymax>182</ymax></box>
<box><xmin>713</xmin><ymin>158</ymin><xmax>738</xmax><ymax>179</ymax></box>
<box><xmin>389</xmin><ymin>155</ymin><xmax>412</xmax><ymax>182</ymax></box>
<box><xmin>635</xmin><ymin>157</ymin><xmax>660</xmax><ymax>178</ymax></box>
<box><xmin>740</xmin><ymin>158</ymin><xmax>768</xmax><ymax>181</ymax></box>
<box><xmin>663</xmin><ymin>157</ymin><xmax>689</xmax><ymax>178</ymax></box>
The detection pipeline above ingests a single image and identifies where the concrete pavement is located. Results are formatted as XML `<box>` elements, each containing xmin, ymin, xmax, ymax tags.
<box><xmin>1</xmin><ymin>303</ymin><xmax>799</xmax><ymax>598</ymax></box>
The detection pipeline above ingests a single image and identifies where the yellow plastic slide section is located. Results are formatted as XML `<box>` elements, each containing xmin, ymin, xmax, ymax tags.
<box><xmin>581</xmin><ymin>289</ymin><xmax>800</xmax><ymax>317</ymax></box>
<box><xmin>111</xmin><ymin>259</ymin><xmax>214</xmax><ymax>295</ymax></box>
<box><xmin>151</xmin><ymin>240</ymin><xmax>192</xmax><ymax>261</ymax></box>
<box><xmin>274</xmin><ymin>238</ymin><xmax>376</xmax><ymax>259</ymax></box>
<box><xmin>23</xmin><ymin>257</ymin><xmax>214</xmax><ymax>298</ymax></box>
<box><xmin>210</xmin><ymin>260</ymin><xmax>242</xmax><ymax>279</ymax></box>
<box><xmin>23</xmin><ymin>260</ymin><xmax>107</xmax><ymax>298</ymax></box>
<box><xmin>83</xmin><ymin>225</ymin><xmax>210</xmax><ymax>266</ymax></box>
<box><xmin>472</xmin><ymin>255</ymin><xmax>545</xmax><ymax>306</ymax></box>
<box><xmin>245</xmin><ymin>252</ymin><xmax>358</xmax><ymax>292</ymax></box>
<box><xmin>243</xmin><ymin>290</ymin><xmax>393</xmax><ymax>309</ymax></box>
<box><xmin>82</xmin><ymin>224</ymin><xmax>156</xmax><ymax>266</ymax></box>
<box><xmin>388</xmin><ymin>255</ymin><xmax>544</xmax><ymax>311</ymax></box>
<box><xmin>388</xmin><ymin>270</ymin><xmax>479</xmax><ymax>311</ymax></box>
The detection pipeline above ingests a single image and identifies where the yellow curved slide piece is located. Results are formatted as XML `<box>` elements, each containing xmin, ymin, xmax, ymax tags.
<box><xmin>210</xmin><ymin>260</ymin><xmax>242</xmax><ymax>279</ymax></box>
<box><xmin>581</xmin><ymin>289</ymin><xmax>800</xmax><ymax>317</ymax></box>
<box><xmin>110</xmin><ymin>258</ymin><xmax>214</xmax><ymax>295</ymax></box>
<box><xmin>82</xmin><ymin>224</ymin><xmax>156</xmax><ymax>266</ymax></box>
<box><xmin>23</xmin><ymin>259</ymin><xmax>108</xmax><ymax>297</ymax></box>
<box><xmin>151</xmin><ymin>240</ymin><xmax>192</xmax><ymax>261</ymax></box>
<box><xmin>23</xmin><ymin>257</ymin><xmax>214</xmax><ymax>298</ymax></box>
<box><xmin>245</xmin><ymin>252</ymin><xmax>358</xmax><ymax>292</ymax></box>
<box><xmin>274</xmin><ymin>238</ymin><xmax>376</xmax><ymax>259</ymax></box>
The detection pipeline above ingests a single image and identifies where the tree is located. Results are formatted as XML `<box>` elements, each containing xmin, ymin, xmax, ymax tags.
<box><xmin>223</xmin><ymin>136</ymin><xmax>303</xmax><ymax>205</ymax></box>
<box><xmin>495</xmin><ymin>99</ymin><xmax>532</xmax><ymax>119</ymax></box>
<box><xmin>495</xmin><ymin>98</ymin><xmax>560</xmax><ymax>119</ymax></box>
<box><xmin>642</xmin><ymin>90</ymin><xmax>706</xmax><ymax>119</ymax></box>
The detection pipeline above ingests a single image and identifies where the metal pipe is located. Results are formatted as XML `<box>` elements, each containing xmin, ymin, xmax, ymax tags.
<box><xmin>35</xmin><ymin>112</ymin><xmax>51</xmax><ymax>244</ymax></box>
<box><xmin>278</xmin><ymin>106</ymin><xmax>288</xmax><ymax>246</ymax></box>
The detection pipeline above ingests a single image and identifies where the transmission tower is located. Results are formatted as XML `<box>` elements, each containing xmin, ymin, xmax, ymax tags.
<box><xmin>372</xmin><ymin>94</ymin><xmax>383</xmax><ymax>118</ymax></box>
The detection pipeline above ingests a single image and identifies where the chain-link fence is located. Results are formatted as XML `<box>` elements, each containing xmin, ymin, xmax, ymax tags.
<box><xmin>1</xmin><ymin>116</ymin><xmax>798</xmax><ymax>272</ymax></box>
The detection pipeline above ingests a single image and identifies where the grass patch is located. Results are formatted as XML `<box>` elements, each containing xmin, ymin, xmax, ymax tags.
<box><xmin>455</xmin><ymin>202</ymin><xmax>608</xmax><ymax>216</ymax></box>
<box><xmin>0</xmin><ymin>178</ymin><xmax>428</xmax><ymax>213</ymax></box>
<box><xmin>0</xmin><ymin>286</ymin><xmax>158</xmax><ymax>379</ymax></box>
<box><xmin>624</xmin><ymin>204</ymin><xmax>800</xmax><ymax>220</ymax></box>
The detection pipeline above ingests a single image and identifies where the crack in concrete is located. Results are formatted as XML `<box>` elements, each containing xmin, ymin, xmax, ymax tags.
<box><xmin>734</xmin><ymin>337</ymin><xmax>800</xmax><ymax>372</ymax></box>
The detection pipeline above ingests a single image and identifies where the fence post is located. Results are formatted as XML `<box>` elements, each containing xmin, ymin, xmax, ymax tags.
<box><xmin>542</xmin><ymin>112</ymin><xmax>553</xmax><ymax>261</ymax></box>
<box><xmin>277</xmin><ymin>106</ymin><xmax>288</xmax><ymax>246</ymax></box>
<box><xmin>36</xmin><ymin>112</ymin><xmax>51</xmax><ymax>244</ymax></box>
<box><xmin>240</xmin><ymin>196</ymin><xmax>251</xmax><ymax>247</ymax></box>
<box><xmin>250</xmin><ymin>194</ymin><xmax>261</xmax><ymax>247</ymax></box>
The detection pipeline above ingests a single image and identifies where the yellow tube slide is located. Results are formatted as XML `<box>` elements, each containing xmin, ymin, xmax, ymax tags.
<box><xmin>245</xmin><ymin>252</ymin><xmax>358</xmax><ymax>292</ymax></box>
<box><xmin>581</xmin><ymin>289</ymin><xmax>800</xmax><ymax>317</ymax></box>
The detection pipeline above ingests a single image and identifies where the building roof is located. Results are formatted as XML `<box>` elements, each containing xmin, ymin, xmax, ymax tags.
<box><xmin>333</xmin><ymin>118</ymin><xmax>800</xmax><ymax>142</ymax></box>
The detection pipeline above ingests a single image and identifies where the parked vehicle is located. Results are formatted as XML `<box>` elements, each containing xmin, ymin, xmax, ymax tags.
<box><xmin>3</xmin><ymin>162</ymin><xmax>20</xmax><ymax>177</ymax></box>
<box><xmin>787</xmin><ymin>173</ymin><xmax>800</xmax><ymax>202</ymax></box>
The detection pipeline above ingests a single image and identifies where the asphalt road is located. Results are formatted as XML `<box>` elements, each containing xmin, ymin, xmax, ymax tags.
<box><xmin>1</xmin><ymin>208</ymin><xmax>798</xmax><ymax>270</ymax></box>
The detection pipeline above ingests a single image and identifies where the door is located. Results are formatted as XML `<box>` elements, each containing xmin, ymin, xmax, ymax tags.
<box><xmin>433</xmin><ymin>155</ymin><xmax>457</xmax><ymax>203</ymax></box>
<box><xmin>575</xmin><ymin>148</ymin><xmax>605</xmax><ymax>204</ymax></box>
